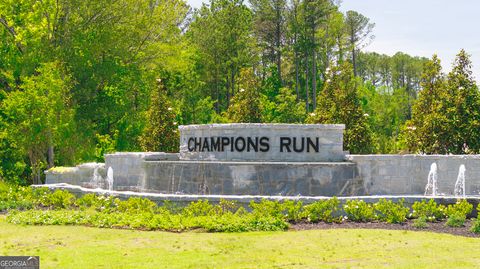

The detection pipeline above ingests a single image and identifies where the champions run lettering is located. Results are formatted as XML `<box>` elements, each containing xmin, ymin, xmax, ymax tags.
<box><xmin>187</xmin><ymin>136</ymin><xmax>320</xmax><ymax>153</ymax></box>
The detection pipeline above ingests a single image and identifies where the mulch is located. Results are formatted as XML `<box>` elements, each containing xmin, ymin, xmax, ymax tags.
<box><xmin>291</xmin><ymin>220</ymin><xmax>480</xmax><ymax>238</ymax></box>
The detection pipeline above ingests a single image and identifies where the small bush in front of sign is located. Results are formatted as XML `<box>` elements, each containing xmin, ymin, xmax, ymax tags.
<box><xmin>343</xmin><ymin>200</ymin><xmax>377</xmax><ymax>222</ymax></box>
<box><xmin>374</xmin><ymin>198</ymin><xmax>409</xmax><ymax>224</ymax></box>
<box><xmin>302</xmin><ymin>198</ymin><xmax>341</xmax><ymax>223</ymax></box>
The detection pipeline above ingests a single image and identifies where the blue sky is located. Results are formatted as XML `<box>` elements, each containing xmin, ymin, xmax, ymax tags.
<box><xmin>187</xmin><ymin>0</ymin><xmax>480</xmax><ymax>78</ymax></box>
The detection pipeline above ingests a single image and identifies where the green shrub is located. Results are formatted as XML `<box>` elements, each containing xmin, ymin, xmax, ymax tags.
<box><xmin>117</xmin><ymin>197</ymin><xmax>157</xmax><ymax>214</ymax></box>
<box><xmin>343</xmin><ymin>200</ymin><xmax>376</xmax><ymax>222</ymax></box>
<box><xmin>445</xmin><ymin>213</ymin><xmax>466</xmax><ymax>227</ymax></box>
<box><xmin>411</xmin><ymin>199</ymin><xmax>445</xmax><ymax>222</ymax></box>
<box><xmin>374</xmin><ymin>199</ymin><xmax>409</xmax><ymax>224</ymax></box>
<box><xmin>76</xmin><ymin>194</ymin><xmax>119</xmax><ymax>212</ymax></box>
<box><xmin>470</xmin><ymin>218</ymin><xmax>480</xmax><ymax>234</ymax></box>
<box><xmin>250</xmin><ymin>199</ymin><xmax>283</xmax><ymax>218</ymax></box>
<box><xmin>183</xmin><ymin>200</ymin><xmax>215</xmax><ymax>217</ymax></box>
<box><xmin>303</xmin><ymin>198</ymin><xmax>340</xmax><ymax>223</ymax></box>
<box><xmin>6</xmin><ymin>208</ymin><xmax>289</xmax><ymax>233</ymax></box>
<box><xmin>249</xmin><ymin>200</ymin><xmax>303</xmax><ymax>222</ymax></box>
<box><xmin>282</xmin><ymin>200</ymin><xmax>303</xmax><ymax>223</ymax></box>
<box><xmin>445</xmin><ymin>200</ymin><xmax>473</xmax><ymax>218</ymax></box>
<box><xmin>413</xmin><ymin>216</ymin><xmax>428</xmax><ymax>229</ymax></box>
<box><xmin>213</xmin><ymin>199</ymin><xmax>240</xmax><ymax>215</ymax></box>
<box><xmin>0</xmin><ymin>185</ymin><xmax>34</xmax><ymax>211</ymax></box>
<box><xmin>37</xmin><ymin>189</ymin><xmax>75</xmax><ymax>209</ymax></box>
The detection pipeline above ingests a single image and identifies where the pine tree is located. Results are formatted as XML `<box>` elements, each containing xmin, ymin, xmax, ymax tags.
<box><xmin>226</xmin><ymin>69</ymin><xmax>263</xmax><ymax>123</ymax></box>
<box><xmin>307</xmin><ymin>62</ymin><xmax>375</xmax><ymax>153</ymax></box>
<box><xmin>139</xmin><ymin>79</ymin><xmax>179</xmax><ymax>152</ymax></box>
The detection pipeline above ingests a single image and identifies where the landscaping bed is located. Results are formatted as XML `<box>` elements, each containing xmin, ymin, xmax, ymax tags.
<box><xmin>2</xmin><ymin>182</ymin><xmax>480</xmax><ymax>237</ymax></box>
<box><xmin>292</xmin><ymin>219</ymin><xmax>480</xmax><ymax>238</ymax></box>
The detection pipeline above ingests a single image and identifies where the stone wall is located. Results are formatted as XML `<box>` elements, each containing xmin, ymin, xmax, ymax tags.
<box><xmin>104</xmin><ymin>152</ymin><xmax>178</xmax><ymax>191</ymax></box>
<box><xmin>142</xmin><ymin>160</ymin><xmax>360</xmax><ymax>196</ymax></box>
<box><xmin>46</xmin><ymin>152</ymin><xmax>480</xmax><ymax>197</ymax></box>
<box><xmin>45</xmin><ymin>163</ymin><xmax>105</xmax><ymax>186</ymax></box>
<box><xmin>179</xmin><ymin>124</ymin><xmax>346</xmax><ymax>162</ymax></box>
<box><xmin>348</xmin><ymin>155</ymin><xmax>480</xmax><ymax>195</ymax></box>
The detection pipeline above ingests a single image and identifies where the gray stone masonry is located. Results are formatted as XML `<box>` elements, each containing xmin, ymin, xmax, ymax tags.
<box><xmin>104</xmin><ymin>152</ymin><xmax>178</xmax><ymax>191</ymax></box>
<box><xmin>142</xmin><ymin>160</ymin><xmax>361</xmax><ymax>196</ymax></box>
<box><xmin>348</xmin><ymin>155</ymin><xmax>480</xmax><ymax>196</ymax></box>
<box><xmin>45</xmin><ymin>163</ymin><xmax>105</xmax><ymax>186</ymax></box>
<box><xmin>179</xmin><ymin>124</ymin><xmax>346</xmax><ymax>162</ymax></box>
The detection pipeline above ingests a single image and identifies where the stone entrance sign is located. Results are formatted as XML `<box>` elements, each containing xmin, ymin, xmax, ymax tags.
<box><xmin>179</xmin><ymin>124</ymin><xmax>346</xmax><ymax>162</ymax></box>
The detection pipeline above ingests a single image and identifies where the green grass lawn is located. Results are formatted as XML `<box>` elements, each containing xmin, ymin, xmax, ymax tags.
<box><xmin>1</xmin><ymin>216</ymin><xmax>479</xmax><ymax>269</ymax></box>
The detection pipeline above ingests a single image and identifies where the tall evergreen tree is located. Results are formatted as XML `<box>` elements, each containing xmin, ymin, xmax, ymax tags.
<box><xmin>250</xmin><ymin>0</ymin><xmax>286</xmax><ymax>84</ymax></box>
<box><xmin>226</xmin><ymin>69</ymin><xmax>263</xmax><ymax>123</ymax></box>
<box><xmin>404</xmin><ymin>55</ymin><xmax>447</xmax><ymax>153</ymax></box>
<box><xmin>344</xmin><ymin>10</ymin><xmax>375</xmax><ymax>77</ymax></box>
<box><xmin>444</xmin><ymin>50</ymin><xmax>480</xmax><ymax>153</ymax></box>
<box><xmin>139</xmin><ymin>80</ymin><xmax>179</xmax><ymax>153</ymax></box>
<box><xmin>307</xmin><ymin>62</ymin><xmax>375</xmax><ymax>153</ymax></box>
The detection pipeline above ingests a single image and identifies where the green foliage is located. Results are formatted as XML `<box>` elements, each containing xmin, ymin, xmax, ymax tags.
<box><xmin>445</xmin><ymin>213</ymin><xmax>466</xmax><ymax>228</ymax></box>
<box><xmin>0</xmin><ymin>184</ymin><xmax>34</xmax><ymax>211</ymax></box>
<box><xmin>182</xmin><ymin>200</ymin><xmax>215</xmax><ymax>217</ymax></box>
<box><xmin>445</xmin><ymin>199</ymin><xmax>473</xmax><ymax>218</ymax></box>
<box><xmin>263</xmin><ymin>88</ymin><xmax>306</xmax><ymax>123</ymax></box>
<box><xmin>0</xmin><ymin>135</ymin><xmax>27</xmax><ymax>185</ymax></box>
<box><xmin>374</xmin><ymin>199</ymin><xmax>409</xmax><ymax>224</ymax></box>
<box><xmin>139</xmin><ymin>80</ymin><xmax>179</xmax><ymax>152</ymax></box>
<box><xmin>307</xmin><ymin>63</ymin><xmax>375</xmax><ymax>154</ymax></box>
<box><xmin>413</xmin><ymin>216</ymin><xmax>428</xmax><ymax>229</ymax></box>
<box><xmin>470</xmin><ymin>218</ymin><xmax>480</xmax><ymax>234</ymax></box>
<box><xmin>2</xmin><ymin>62</ymin><xmax>75</xmax><ymax>183</ymax></box>
<box><xmin>3</xmin><ymin>187</ymin><xmax>480</xmax><ymax>232</ymax></box>
<box><xmin>405</xmin><ymin>51</ymin><xmax>480</xmax><ymax>154</ymax></box>
<box><xmin>343</xmin><ymin>200</ymin><xmax>376</xmax><ymax>222</ymax></box>
<box><xmin>411</xmin><ymin>199</ymin><xmax>446</xmax><ymax>222</ymax></box>
<box><xmin>404</xmin><ymin>55</ymin><xmax>446</xmax><ymax>154</ymax></box>
<box><xmin>249</xmin><ymin>199</ymin><xmax>303</xmax><ymax>222</ymax></box>
<box><xmin>188</xmin><ymin>0</ymin><xmax>254</xmax><ymax>112</ymax></box>
<box><xmin>37</xmin><ymin>190</ymin><xmax>75</xmax><ymax>209</ymax></box>
<box><xmin>117</xmin><ymin>197</ymin><xmax>158</xmax><ymax>214</ymax></box>
<box><xmin>226</xmin><ymin>69</ymin><xmax>263</xmax><ymax>123</ymax></box>
<box><xmin>302</xmin><ymin>198</ymin><xmax>340</xmax><ymax>223</ymax></box>
<box><xmin>76</xmin><ymin>194</ymin><xmax>119</xmax><ymax>213</ymax></box>
<box><xmin>95</xmin><ymin>133</ymin><xmax>117</xmax><ymax>162</ymax></box>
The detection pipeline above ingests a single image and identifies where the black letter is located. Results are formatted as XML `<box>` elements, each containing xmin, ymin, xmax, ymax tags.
<box><xmin>280</xmin><ymin>137</ymin><xmax>292</xmax><ymax>152</ymax></box>
<box><xmin>235</xmin><ymin>137</ymin><xmax>246</xmax><ymax>152</ymax></box>
<box><xmin>211</xmin><ymin>137</ymin><xmax>220</xmax><ymax>151</ymax></box>
<box><xmin>202</xmin><ymin>138</ymin><xmax>210</xmax><ymax>152</ymax></box>
<box><xmin>221</xmin><ymin>137</ymin><xmax>230</xmax><ymax>152</ymax></box>
<box><xmin>188</xmin><ymin>137</ymin><xmax>195</xmax><ymax>151</ymax></box>
<box><xmin>259</xmin><ymin>137</ymin><xmax>270</xmax><ymax>152</ymax></box>
<box><xmin>194</xmin><ymin>137</ymin><xmax>202</xmax><ymax>151</ymax></box>
<box><xmin>307</xmin><ymin>137</ymin><xmax>319</xmax><ymax>153</ymax></box>
<box><xmin>293</xmin><ymin>137</ymin><xmax>305</xmax><ymax>153</ymax></box>
<box><xmin>247</xmin><ymin>137</ymin><xmax>259</xmax><ymax>152</ymax></box>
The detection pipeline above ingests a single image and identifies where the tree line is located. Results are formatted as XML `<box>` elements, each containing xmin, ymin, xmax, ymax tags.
<box><xmin>0</xmin><ymin>0</ymin><xmax>479</xmax><ymax>184</ymax></box>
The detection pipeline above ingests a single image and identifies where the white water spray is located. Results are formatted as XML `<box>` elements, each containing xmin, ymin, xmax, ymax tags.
<box><xmin>454</xmin><ymin>164</ymin><xmax>466</xmax><ymax>197</ymax></box>
<box><xmin>424</xmin><ymin>163</ymin><xmax>438</xmax><ymax>196</ymax></box>
<box><xmin>91</xmin><ymin>166</ymin><xmax>103</xmax><ymax>186</ymax></box>
<box><xmin>106</xmin><ymin>167</ymin><xmax>114</xmax><ymax>191</ymax></box>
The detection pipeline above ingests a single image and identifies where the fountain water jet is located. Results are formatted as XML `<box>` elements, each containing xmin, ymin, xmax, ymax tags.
<box><xmin>424</xmin><ymin>163</ymin><xmax>438</xmax><ymax>196</ymax></box>
<box><xmin>454</xmin><ymin>164</ymin><xmax>466</xmax><ymax>197</ymax></box>
<box><xmin>91</xmin><ymin>166</ymin><xmax>103</xmax><ymax>188</ymax></box>
<box><xmin>106</xmin><ymin>167</ymin><xmax>114</xmax><ymax>191</ymax></box>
